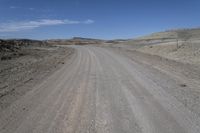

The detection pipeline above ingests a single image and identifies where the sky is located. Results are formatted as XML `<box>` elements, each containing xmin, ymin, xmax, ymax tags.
<box><xmin>0</xmin><ymin>0</ymin><xmax>200</xmax><ymax>40</ymax></box>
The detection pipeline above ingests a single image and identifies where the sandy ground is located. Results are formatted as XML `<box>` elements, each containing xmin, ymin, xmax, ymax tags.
<box><xmin>137</xmin><ymin>41</ymin><xmax>200</xmax><ymax>65</ymax></box>
<box><xmin>109</xmin><ymin>38</ymin><xmax>200</xmax><ymax>66</ymax></box>
<box><xmin>0</xmin><ymin>45</ymin><xmax>200</xmax><ymax>133</ymax></box>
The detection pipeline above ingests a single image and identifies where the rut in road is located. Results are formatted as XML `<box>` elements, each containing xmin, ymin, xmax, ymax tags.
<box><xmin>0</xmin><ymin>46</ymin><xmax>200</xmax><ymax>133</ymax></box>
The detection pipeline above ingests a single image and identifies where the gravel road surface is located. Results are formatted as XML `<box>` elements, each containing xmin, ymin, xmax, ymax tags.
<box><xmin>0</xmin><ymin>45</ymin><xmax>200</xmax><ymax>133</ymax></box>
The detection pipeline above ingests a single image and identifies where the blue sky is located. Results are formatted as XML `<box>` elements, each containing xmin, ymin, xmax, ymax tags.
<box><xmin>0</xmin><ymin>0</ymin><xmax>200</xmax><ymax>40</ymax></box>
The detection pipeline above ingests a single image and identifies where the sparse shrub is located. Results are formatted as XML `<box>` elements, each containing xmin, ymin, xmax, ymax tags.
<box><xmin>1</xmin><ymin>56</ymin><xmax>12</xmax><ymax>61</ymax></box>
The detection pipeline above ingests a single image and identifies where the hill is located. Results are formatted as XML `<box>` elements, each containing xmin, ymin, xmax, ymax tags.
<box><xmin>46</xmin><ymin>37</ymin><xmax>105</xmax><ymax>45</ymax></box>
<box><xmin>118</xmin><ymin>28</ymin><xmax>200</xmax><ymax>65</ymax></box>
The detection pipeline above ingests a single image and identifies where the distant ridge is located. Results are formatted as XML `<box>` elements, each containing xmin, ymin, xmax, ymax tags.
<box><xmin>47</xmin><ymin>37</ymin><xmax>105</xmax><ymax>45</ymax></box>
<box><xmin>131</xmin><ymin>27</ymin><xmax>200</xmax><ymax>41</ymax></box>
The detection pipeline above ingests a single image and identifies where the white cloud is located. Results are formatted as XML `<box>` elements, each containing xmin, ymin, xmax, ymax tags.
<box><xmin>28</xmin><ymin>8</ymin><xmax>35</xmax><ymax>10</ymax></box>
<box><xmin>0</xmin><ymin>19</ymin><xmax>94</xmax><ymax>32</ymax></box>
<box><xmin>83</xmin><ymin>19</ymin><xmax>95</xmax><ymax>24</ymax></box>
<box><xmin>10</xmin><ymin>6</ymin><xmax>19</xmax><ymax>9</ymax></box>
<box><xmin>64</xmin><ymin>19</ymin><xmax>80</xmax><ymax>24</ymax></box>
<box><xmin>10</xmin><ymin>6</ymin><xmax>36</xmax><ymax>11</ymax></box>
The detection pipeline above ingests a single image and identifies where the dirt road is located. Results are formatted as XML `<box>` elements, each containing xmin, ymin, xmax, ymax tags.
<box><xmin>0</xmin><ymin>45</ymin><xmax>200</xmax><ymax>133</ymax></box>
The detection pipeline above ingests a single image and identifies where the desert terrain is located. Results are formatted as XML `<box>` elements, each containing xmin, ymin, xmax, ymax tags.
<box><xmin>0</xmin><ymin>28</ymin><xmax>200</xmax><ymax>133</ymax></box>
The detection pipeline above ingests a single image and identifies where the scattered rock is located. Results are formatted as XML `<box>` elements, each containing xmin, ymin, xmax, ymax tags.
<box><xmin>180</xmin><ymin>84</ymin><xmax>187</xmax><ymax>87</ymax></box>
